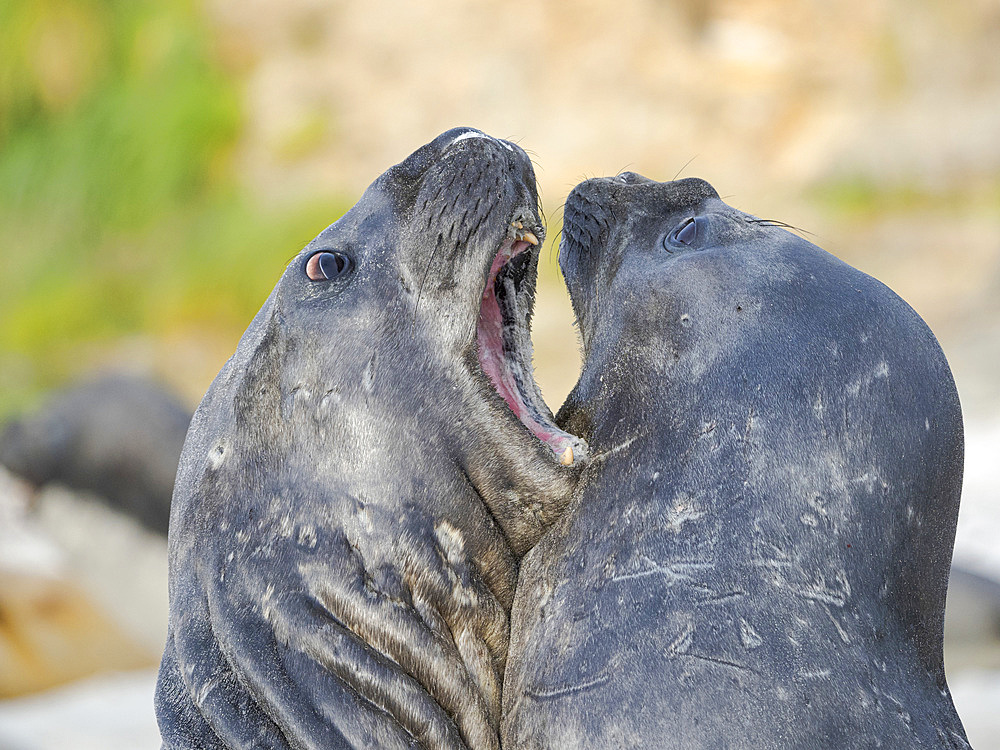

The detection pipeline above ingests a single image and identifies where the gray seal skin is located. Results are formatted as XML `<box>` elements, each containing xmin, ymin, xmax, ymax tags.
<box><xmin>0</xmin><ymin>375</ymin><xmax>191</xmax><ymax>535</ymax></box>
<box><xmin>154</xmin><ymin>128</ymin><xmax>586</xmax><ymax>750</ymax></box>
<box><xmin>501</xmin><ymin>174</ymin><xmax>970</xmax><ymax>748</ymax></box>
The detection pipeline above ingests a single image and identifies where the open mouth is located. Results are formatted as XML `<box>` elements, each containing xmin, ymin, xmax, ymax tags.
<box><xmin>476</xmin><ymin>218</ymin><xmax>586</xmax><ymax>466</ymax></box>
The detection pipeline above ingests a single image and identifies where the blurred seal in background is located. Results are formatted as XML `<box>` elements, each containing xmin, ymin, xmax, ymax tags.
<box><xmin>502</xmin><ymin>174</ymin><xmax>970</xmax><ymax>748</ymax></box>
<box><xmin>0</xmin><ymin>375</ymin><xmax>191</xmax><ymax>535</ymax></box>
<box><xmin>155</xmin><ymin>128</ymin><xmax>586</xmax><ymax>750</ymax></box>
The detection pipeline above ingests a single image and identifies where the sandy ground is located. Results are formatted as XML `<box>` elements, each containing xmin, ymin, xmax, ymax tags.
<box><xmin>0</xmin><ymin>671</ymin><xmax>161</xmax><ymax>750</ymax></box>
<box><xmin>0</xmin><ymin>667</ymin><xmax>997</xmax><ymax>749</ymax></box>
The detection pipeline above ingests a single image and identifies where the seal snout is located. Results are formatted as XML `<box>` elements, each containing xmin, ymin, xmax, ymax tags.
<box><xmin>509</xmin><ymin>219</ymin><xmax>540</xmax><ymax>249</ymax></box>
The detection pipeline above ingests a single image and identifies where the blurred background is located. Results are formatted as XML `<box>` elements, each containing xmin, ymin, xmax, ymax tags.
<box><xmin>0</xmin><ymin>0</ymin><xmax>998</xmax><ymax>747</ymax></box>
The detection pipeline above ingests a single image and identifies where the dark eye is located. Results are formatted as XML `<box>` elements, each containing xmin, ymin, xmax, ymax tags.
<box><xmin>305</xmin><ymin>251</ymin><xmax>352</xmax><ymax>281</ymax></box>
<box><xmin>674</xmin><ymin>217</ymin><xmax>699</xmax><ymax>245</ymax></box>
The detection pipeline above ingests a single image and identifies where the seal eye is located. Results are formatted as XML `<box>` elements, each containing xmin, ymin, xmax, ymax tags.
<box><xmin>305</xmin><ymin>251</ymin><xmax>352</xmax><ymax>281</ymax></box>
<box><xmin>674</xmin><ymin>218</ymin><xmax>699</xmax><ymax>245</ymax></box>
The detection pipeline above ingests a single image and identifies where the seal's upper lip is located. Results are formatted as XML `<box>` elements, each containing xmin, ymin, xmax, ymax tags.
<box><xmin>475</xmin><ymin>215</ymin><xmax>587</xmax><ymax>466</ymax></box>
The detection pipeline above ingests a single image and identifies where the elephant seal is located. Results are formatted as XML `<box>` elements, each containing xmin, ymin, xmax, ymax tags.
<box><xmin>0</xmin><ymin>375</ymin><xmax>190</xmax><ymax>535</ymax></box>
<box><xmin>502</xmin><ymin>174</ymin><xmax>970</xmax><ymax>748</ymax></box>
<box><xmin>154</xmin><ymin>128</ymin><xmax>586</xmax><ymax>750</ymax></box>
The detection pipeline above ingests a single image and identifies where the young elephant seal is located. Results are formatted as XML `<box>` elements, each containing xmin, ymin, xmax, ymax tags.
<box><xmin>502</xmin><ymin>174</ymin><xmax>969</xmax><ymax>748</ymax></box>
<box><xmin>155</xmin><ymin>128</ymin><xmax>586</xmax><ymax>750</ymax></box>
<box><xmin>0</xmin><ymin>375</ymin><xmax>190</xmax><ymax>534</ymax></box>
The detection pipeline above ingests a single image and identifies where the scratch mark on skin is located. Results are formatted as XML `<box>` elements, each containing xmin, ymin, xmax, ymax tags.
<box><xmin>526</xmin><ymin>674</ymin><xmax>611</xmax><ymax>701</ymax></box>
<box><xmin>362</xmin><ymin>356</ymin><xmax>376</xmax><ymax>393</ymax></box>
<box><xmin>847</xmin><ymin>360</ymin><xmax>890</xmax><ymax>396</ymax></box>
<box><xmin>610</xmin><ymin>558</ymin><xmax>712</xmax><ymax>585</ymax></box>
<box><xmin>738</xmin><ymin>618</ymin><xmax>763</xmax><ymax>649</ymax></box>
<box><xmin>883</xmin><ymin>691</ymin><xmax>911</xmax><ymax>726</ymax></box>
<box><xmin>791</xmin><ymin>571</ymin><xmax>851</xmax><ymax>608</ymax></box>
<box><xmin>663</xmin><ymin>493</ymin><xmax>704</xmax><ymax>533</ymax></box>
<box><xmin>807</xmin><ymin>494</ymin><xmax>828</xmax><ymax>516</ymax></box>
<box><xmin>852</xmin><ymin>471</ymin><xmax>875</xmax><ymax>491</ymax></box>
<box><xmin>697</xmin><ymin>590</ymin><xmax>747</xmax><ymax>605</ymax></box>
<box><xmin>195</xmin><ymin>677</ymin><xmax>219</xmax><ymax>708</ymax></box>
<box><xmin>589</xmin><ymin>436</ymin><xmax>638</xmax><ymax>466</ymax></box>
<box><xmin>820</xmin><ymin>603</ymin><xmax>850</xmax><ymax>643</ymax></box>
<box><xmin>744</xmin><ymin>406</ymin><xmax>755</xmax><ymax>438</ymax></box>
<box><xmin>668</xmin><ymin>620</ymin><xmax>695</xmax><ymax>655</ymax></box>
<box><xmin>682</xmin><ymin>651</ymin><xmax>754</xmax><ymax>672</ymax></box>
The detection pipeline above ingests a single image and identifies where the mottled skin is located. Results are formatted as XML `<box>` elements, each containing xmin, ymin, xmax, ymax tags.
<box><xmin>155</xmin><ymin>129</ymin><xmax>582</xmax><ymax>750</ymax></box>
<box><xmin>502</xmin><ymin>174</ymin><xmax>970</xmax><ymax>748</ymax></box>
<box><xmin>0</xmin><ymin>375</ymin><xmax>190</xmax><ymax>535</ymax></box>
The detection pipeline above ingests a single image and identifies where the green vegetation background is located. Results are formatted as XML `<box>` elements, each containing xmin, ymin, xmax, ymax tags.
<box><xmin>0</xmin><ymin>0</ymin><xmax>344</xmax><ymax>418</ymax></box>
<box><xmin>6</xmin><ymin>0</ymin><xmax>990</xmax><ymax>422</ymax></box>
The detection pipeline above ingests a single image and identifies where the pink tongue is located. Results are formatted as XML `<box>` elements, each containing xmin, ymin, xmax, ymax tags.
<box><xmin>476</xmin><ymin>241</ymin><xmax>572</xmax><ymax>455</ymax></box>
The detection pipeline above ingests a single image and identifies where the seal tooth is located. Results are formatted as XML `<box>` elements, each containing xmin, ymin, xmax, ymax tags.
<box><xmin>560</xmin><ymin>446</ymin><xmax>574</xmax><ymax>466</ymax></box>
<box><xmin>521</xmin><ymin>230</ymin><xmax>539</xmax><ymax>246</ymax></box>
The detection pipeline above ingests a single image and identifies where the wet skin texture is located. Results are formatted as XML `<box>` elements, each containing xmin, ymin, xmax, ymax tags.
<box><xmin>154</xmin><ymin>129</ymin><xmax>584</xmax><ymax>750</ymax></box>
<box><xmin>501</xmin><ymin>174</ymin><xmax>970</xmax><ymax>749</ymax></box>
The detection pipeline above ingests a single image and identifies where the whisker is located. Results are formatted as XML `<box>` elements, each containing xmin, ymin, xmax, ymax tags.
<box><xmin>548</xmin><ymin>227</ymin><xmax>565</xmax><ymax>264</ymax></box>
<box><xmin>743</xmin><ymin>217</ymin><xmax>817</xmax><ymax>238</ymax></box>
<box><xmin>672</xmin><ymin>155</ymin><xmax>699</xmax><ymax>181</ymax></box>
<box><xmin>412</xmin><ymin>234</ymin><xmax>443</xmax><ymax>335</ymax></box>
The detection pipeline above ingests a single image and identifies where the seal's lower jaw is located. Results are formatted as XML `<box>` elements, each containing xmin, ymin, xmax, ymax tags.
<box><xmin>477</xmin><ymin>228</ymin><xmax>588</xmax><ymax>466</ymax></box>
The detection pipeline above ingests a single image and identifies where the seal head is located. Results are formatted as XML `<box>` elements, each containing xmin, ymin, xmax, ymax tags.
<box><xmin>155</xmin><ymin>129</ymin><xmax>585</xmax><ymax>750</ymax></box>
<box><xmin>502</xmin><ymin>174</ymin><xmax>969</xmax><ymax>748</ymax></box>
